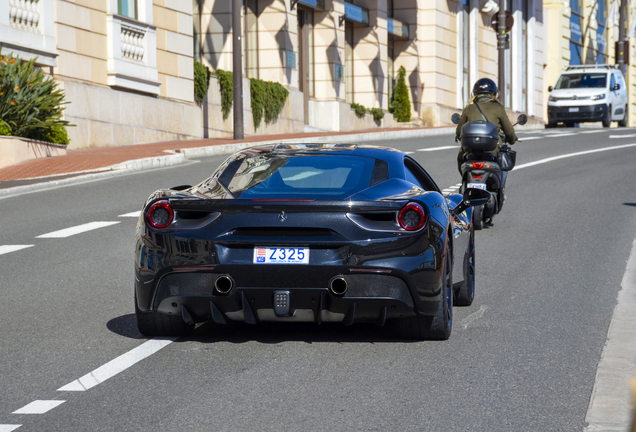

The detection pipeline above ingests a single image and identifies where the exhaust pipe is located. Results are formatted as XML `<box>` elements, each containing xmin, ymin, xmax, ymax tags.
<box><xmin>214</xmin><ymin>275</ymin><xmax>234</xmax><ymax>295</ymax></box>
<box><xmin>329</xmin><ymin>277</ymin><xmax>348</xmax><ymax>296</ymax></box>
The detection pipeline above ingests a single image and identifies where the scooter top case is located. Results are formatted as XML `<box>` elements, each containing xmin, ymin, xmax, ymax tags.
<box><xmin>460</xmin><ymin>121</ymin><xmax>499</xmax><ymax>152</ymax></box>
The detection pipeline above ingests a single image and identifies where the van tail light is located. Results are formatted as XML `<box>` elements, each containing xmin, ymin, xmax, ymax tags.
<box><xmin>398</xmin><ymin>203</ymin><xmax>427</xmax><ymax>231</ymax></box>
<box><xmin>147</xmin><ymin>201</ymin><xmax>174</xmax><ymax>228</ymax></box>
<box><xmin>472</xmin><ymin>162</ymin><xmax>485</xmax><ymax>169</ymax></box>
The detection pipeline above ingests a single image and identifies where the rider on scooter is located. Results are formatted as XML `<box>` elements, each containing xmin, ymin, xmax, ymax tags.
<box><xmin>455</xmin><ymin>78</ymin><xmax>518</xmax><ymax>174</ymax></box>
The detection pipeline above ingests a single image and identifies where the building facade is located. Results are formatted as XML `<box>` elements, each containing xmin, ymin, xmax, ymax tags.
<box><xmin>196</xmin><ymin>0</ymin><xmax>545</xmax><ymax>130</ymax></box>
<box><xmin>1</xmin><ymin>0</ymin><xmax>199</xmax><ymax>149</ymax></box>
<box><xmin>1</xmin><ymin>0</ymin><xmax>545</xmax><ymax>151</ymax></box>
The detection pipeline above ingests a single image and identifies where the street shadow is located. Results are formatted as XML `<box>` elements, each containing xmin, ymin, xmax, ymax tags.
<box><xmin>183</xmin><ymin>321</ymin><xmax>409</xmax><ymax>344</ymax></box>
<box><xmin>623</xmin><ymin>203</ymin><xmax>636</xmax><ymax>207</ymax></box>
<box><xmin>106</xmin><ymin>313</ymin><xmax>416</xmax><ymax>344</ymax></box>
<box><xmin>107</xmin><ymin>314</ymin><xmax>145</xmax><ymax>339</ymax></box>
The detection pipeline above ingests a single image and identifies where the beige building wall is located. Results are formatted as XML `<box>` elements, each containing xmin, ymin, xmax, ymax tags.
<box><xmin>48</xmin><ymin>0</ymin><xmax>199</xmax><ymax>149</ymax></box>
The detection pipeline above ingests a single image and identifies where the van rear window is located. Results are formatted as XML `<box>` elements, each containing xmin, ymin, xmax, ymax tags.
<box><xmin>555</xmin><ymin>73</ymin><xmax>607</xmax><ymax>89</ymax></box>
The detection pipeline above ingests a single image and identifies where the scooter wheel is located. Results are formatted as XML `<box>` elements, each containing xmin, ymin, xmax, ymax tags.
<box><xmin>473</xmin><ymin>205</ymin><xmax>483</xmax><ymax>231</ymax></box>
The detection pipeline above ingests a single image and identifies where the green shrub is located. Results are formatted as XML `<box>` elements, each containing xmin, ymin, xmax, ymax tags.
<box><xmin>46</xmin><ymin>125</ymin><xmax>70</xmax><ymax>145</ymax></box>
<box><xmin>250</xmin><ymin>78</ymin><xmax>289</xmax><ymax>130</ymax></box>
<box><xmin>392</xmin><ymin>66</ymin><xmax>412</xmax><ymax>122</ymax></box>
<box><xmin>0</xmin><ymin>49</ymin><xmax>72</xmax><ymax>140</ymax></box>
<box><xmin>350</xmin><ymin>102</ymin><xmax>367</xmax><ymax>117</ymax></box>
<box><xmin>212</xmin><ymin>69</ymin><xmax>233</xmax><ymax>120</ymax></box>
<box><xmin>194</xmin><ymin>61</ymin><xmax>211</xmax><ymax>106</ymax></box>
<box><xmin>0</xmin><ymin>118</ymin><xmax>11</xmax><ymax>136</ymax></box>
<box><xmin>369</xmin><ymin>108</ymin><xmax>385</xmax><ymax>121</ymax></box>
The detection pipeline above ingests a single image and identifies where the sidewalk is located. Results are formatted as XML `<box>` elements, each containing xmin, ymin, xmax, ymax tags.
<box><xmin>0</xmin><ymin>126</ymin><xmax>456</xmax><ymax>196</ymax></box>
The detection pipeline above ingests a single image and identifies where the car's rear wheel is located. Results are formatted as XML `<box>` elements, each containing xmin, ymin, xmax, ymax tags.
<box><xmin>396</xmin><ymin>250</ymin><xmax>453</xmax><ymax>340</ymax></box>
<box><xmin>135</xmin><ymin>294</ymin><xmax>194</xmax><ymax>337</ymax></box>
<box><xmin>619</xmin><ymin>105</ymin><xmax>628</xmax><ymax>127</ymax></box>
<box><xmin>602</xmin><ymin>105</ymin><xmax>612</xmax><ymax>128</ymax></box>
<box><xmin>455</xmin><ymin>228</ymin><xmax>475</xmax><ymax>306</ymax></box>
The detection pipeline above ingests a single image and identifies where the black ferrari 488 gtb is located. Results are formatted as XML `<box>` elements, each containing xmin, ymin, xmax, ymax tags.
<box><xmin>134</xmin><ymin>144</ymin><xmax>488</xmax><ymax>340</ymax></box>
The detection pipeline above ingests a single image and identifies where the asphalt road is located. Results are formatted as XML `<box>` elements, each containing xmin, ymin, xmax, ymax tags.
<box><xmin>1</xmin><ymin>127</ymin><xmax>635</xmax><ymax>431</ymax></box>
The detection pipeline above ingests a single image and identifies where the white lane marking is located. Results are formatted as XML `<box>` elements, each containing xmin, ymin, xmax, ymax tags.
<box><xmin>0</xmin><ymin>425</ymin><xmax>22</xmax><ymax>432</ymax></box>
<box><xmin>609</xmin><ymin>133</ymin><xmax>636</xmax><ymax>138</ymax></box>
<box><xmin>118</xmin><ymin>211</ymin><xmax>141</xmax><ymax>218</ymax></box>
<box><xmin>543</xmin><ymin>132</ymin><xmax>577</xmax><ymax>137</ymax></box>
<box><xmin>514</xmin><ymin>143</ymin><xmax>636</xmax><ymax>171</ymax></box>
<box><xmin>58</xmin><ymin>338</ymin><xmax>177</xmax><ymax>391</ymax></box>
<box><xmin>580</xmin><ymin>130</ymin><xmax>606</xmax><ymax>134</ymax></box>
<box><xmin>12</xmin><ymin>400</ymin><xmax>65</xmax><ymax>414</ymax></box>
<box><xmin>36</xmin><ymin>221</ymin><xmax>120</xmax><ymax>239</ymax></box>
<box><xmin>416</xmin><ymin>146</ymin><xmax>459</xmax><ymax>152</ymax></box>
<box><xmin>460</xmin><ymin>305</ymin><xmax>488</xmax><ymax>329</ymax></box>
<box><xmin>405</xmin><ymin>151</ymin><xmax>415</xmax><ymax>155</ymax></box>
<box><xmin>519</xmin><ymin>136</ymin><xmax>542</xmax><ymax>141</ymax></box>
<box><xmin>0</xmin><ymin>245</ymin><xmax>34</xmax><ymax>256</ymax></box>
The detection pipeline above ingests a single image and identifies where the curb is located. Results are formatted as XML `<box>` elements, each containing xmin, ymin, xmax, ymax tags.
<box><xmin>584</xmin><ymin>236</ymin><xmax>636</xmax><ymax>431</ymax></box>
<box><xmin>0</xmin><ymin>124</ymin><xmax>543</xmax><ymax>198</ymax></box>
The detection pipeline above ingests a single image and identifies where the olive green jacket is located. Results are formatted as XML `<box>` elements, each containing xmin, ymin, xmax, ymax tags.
<box><xmin>455</xmin><ymin>95</ymin><xmax>517</xmax><ymax>171</ymax></box>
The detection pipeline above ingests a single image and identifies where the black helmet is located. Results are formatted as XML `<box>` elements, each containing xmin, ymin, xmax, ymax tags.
<box><xmin>473</xmin><ymin>78</ymin><xmax>498</xmax><ymax>95</ymax></box>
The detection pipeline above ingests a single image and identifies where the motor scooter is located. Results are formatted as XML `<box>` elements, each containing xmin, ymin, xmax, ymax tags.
<box><xmin>450</xmin><ymin>113</ymin><xmax>528</xmax><ymax>229</ymax></box>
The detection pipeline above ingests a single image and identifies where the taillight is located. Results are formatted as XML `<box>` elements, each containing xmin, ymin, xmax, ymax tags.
<box><xmin>398</xmin><ymin>203</ymin><xmax>427</xmax><ymax>231</ymax></box>
<box><xmin>147</xmin><ymin>200</ymin><xmax>174</xmax><ymax>228</ymax></box>
<box><xmin>472</xmin><ymin>162</ymin><xmax>485</xmax><ymax>169</ymax></box>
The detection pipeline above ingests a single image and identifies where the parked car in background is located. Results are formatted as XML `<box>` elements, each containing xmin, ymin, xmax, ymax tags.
<box><xmin>547</xmin><ymin>64</ymin><xmax>628</xmax><ymax>128</ymax></box>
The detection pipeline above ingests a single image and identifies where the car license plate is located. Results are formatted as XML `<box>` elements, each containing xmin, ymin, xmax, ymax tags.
<box><xmin>569</xmin><ymin>107</ymin><xmax>579</xmax><ymax>112</ymax></box>
<box><xmin>253</xmin><ymin>247</ymin><xmax>309</xmax><ymax>264</ymax></box>
<box><xmin>467</xmin><ymin>183</ymin><xmax>487</xmax><ymax>190</ymax></box>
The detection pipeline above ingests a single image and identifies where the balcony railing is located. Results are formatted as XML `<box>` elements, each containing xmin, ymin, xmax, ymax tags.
<box><xmin>107</xmin><ymin>14</ymin><xmax>159</xmax><ymax>95</ymax></box>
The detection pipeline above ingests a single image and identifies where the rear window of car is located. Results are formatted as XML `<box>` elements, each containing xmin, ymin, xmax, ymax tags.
<box><xmin>555</xmin><ymin>73</ymin><xmax>607</xmax><ymax>89</ymax></box>
<box><xmin>217</xmin><ymin>154</ymin><xmax>386</xmax><ymax>199</ymax></box>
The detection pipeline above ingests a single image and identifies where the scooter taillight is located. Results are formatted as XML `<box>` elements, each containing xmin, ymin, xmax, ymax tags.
<box><xmin>472</xmin><ymin>162</ymin><xmax>485</xmax><ymax>169</ymax></box>
<box><xmin>472</xmin><ymin>175</ymin><xmax>483</xmax><ymax>179</ymax></box>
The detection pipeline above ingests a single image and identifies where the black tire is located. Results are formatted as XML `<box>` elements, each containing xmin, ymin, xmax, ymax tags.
<box><xmin>135</xmin><ymin>294</ymin><xmax>194</xmax><ymax>337</ymax></box>
<box><xmin>396</xmin><ymin>250</ymin><xmax>453</xmax><ymax>340</ymax></box>
<box><xmin>546</xmin><ymin>121</ymin><xmax>557</xmax><ymax>128</ymax></box>
<box><xmin>602</xmin><ymin>105</ymin><xmax>612</xmax><ymax>128</ymax></box>
<box><xmin>455</xmin><ymin>228</ymin><xmax>475</xmax><ymax>306</ymax></box>
<box><xmin>619</xmin><ymin>105</ymin><xmax>628</xmax><ymax>127</ymax></box>
<box><xmin>565</xmin><ymin>121</ymin><xmax>575</xmax><ymax>128</ymax></box>
<box><xmin>473</xmin><ymin>205</ymin><xmax>483</xmax><ymax>230</ymax></box>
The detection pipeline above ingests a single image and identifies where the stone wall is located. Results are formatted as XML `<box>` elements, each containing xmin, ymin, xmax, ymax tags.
<box><xmin>61</xmin><ymin>78</ymin><xmax>201</xmax><ymax>149</ymax></box>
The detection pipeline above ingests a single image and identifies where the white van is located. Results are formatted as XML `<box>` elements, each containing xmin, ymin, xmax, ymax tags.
<box><xmin>547</xmin><ymin>64</ymin><xmax>628</xmax><ymax>128</ymax></box>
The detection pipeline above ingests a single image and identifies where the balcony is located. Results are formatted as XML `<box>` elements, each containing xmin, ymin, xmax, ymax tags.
<box><xmin>0</xmin><ymin>0</ymin><xmax>58</xmax><ymax>66</ymax></box>
<box><xmin>107</xmin><ymin>14</ymin><xmax>160</xmax><ymax>95</ymax></box>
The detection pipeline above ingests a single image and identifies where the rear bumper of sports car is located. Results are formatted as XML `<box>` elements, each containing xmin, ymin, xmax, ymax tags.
<box><xmin>135</xmin><ymin>261</ymin><xmax>447</xmax><ymax>325</ymax></box>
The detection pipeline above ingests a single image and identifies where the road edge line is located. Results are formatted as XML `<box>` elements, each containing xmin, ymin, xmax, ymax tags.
<box><xmin>584</xmin><ymin>237</ymin><xmax>636</xmax><ymax>431</ymax></box>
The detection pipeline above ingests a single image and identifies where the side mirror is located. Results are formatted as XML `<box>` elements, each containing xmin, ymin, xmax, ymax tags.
<box><xmin>451</xmin><ymin>188</ymin><xmax>491</xmax><ymax>216</ymax></box>
<box><xmin>516</xmin><ymin>114</ymin><xmax>528</xmax><ymax>125</ymax></box>
<box><xmin>613</xmin><ymin>83</ymin><xmax>620</xmax><ymax>91</ymax></box>
<box><xmin>451</xmin><ymin>113</ymin><xmax>461</xmax><ymax>125</ymax></box>
<box><xmin>548</xmin><ymin>86</ymin><xmax>553</xmax><ymax>92</ymax></box>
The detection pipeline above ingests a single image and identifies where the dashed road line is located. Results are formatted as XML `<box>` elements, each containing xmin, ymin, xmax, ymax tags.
<box><xmin>580</xmin><ymin>130</ymin><xmax>606</xmax><ymax>134</ymax></box>
<box><xmin>118</xmin><ymin>211</ymin><xmax>141</xmax><ymax>218</ymax></box>
<box><xmin>514</xmin><ymin>143</ymin><xmax>636</xmax><ymax>170</ymax></box>
<box><xmin>609</xmin><ymin>133</ymin><xmax>636</xmax><ymax>138</ymax></box>
<box><xmin>519</xmin><ymin>136</ymin><xmax>542</xmax><ymax>141</ymax></box>
<box><xmin>0</xmin><ymin>425</ymin><xmax>22</xmax><ymax>432</ymax></box>
<box><xmin>416</xmin><ymin>146</ymin><xmax>459</xmax><ymax>152</ymax></box>
<box><xmin>0</xmin><ymin>245</ymin><xmax>34</xmax><ymax>256</ymax></box>
<box><xmin>12</xmin><ymin>400</ymin><xmax>65</xmax><ymax>415</ymax></box>
<box><xmin>36</xmin><ymin>221</ymin><xmax>120</xmax><ymax>239</ymax></box>
<box><xmin>543</xmin><ymin>132</ymin><xmax>578</xmax><ymax>137</ymax></box>
<box><xmin>58</xmin><ymin>337</ymin><xmax>177</xmax><ymax>392</ymax></box>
